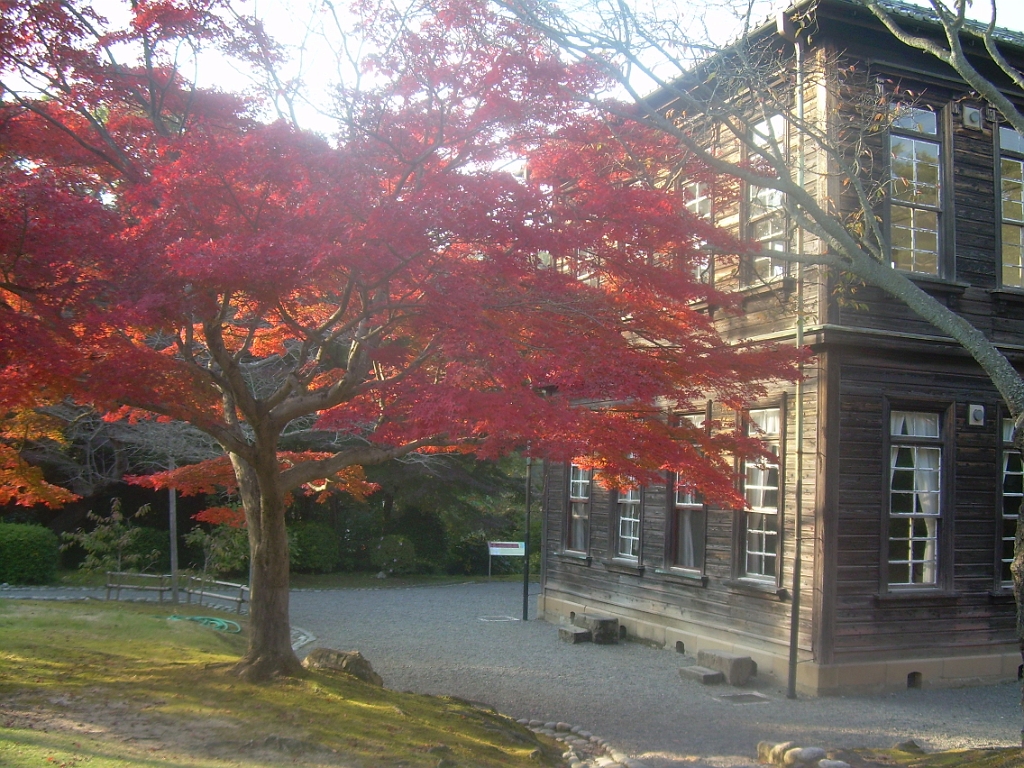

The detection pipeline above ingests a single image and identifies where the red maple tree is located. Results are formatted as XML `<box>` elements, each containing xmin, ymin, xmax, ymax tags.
<box><xmin>0</xmin><ymin>0</ymin><xmax>797</xmax><ymax>678</ymax></box>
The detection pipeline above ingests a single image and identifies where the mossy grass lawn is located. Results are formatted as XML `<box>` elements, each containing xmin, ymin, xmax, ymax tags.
<box><xmin>0</xmin><ymin>600</ymin><xmax>560</xmax><ymax>767</ymax></box>
<box><xmin>835</xmin><ymin>744</ymin><xmax>1024</xmax><ymax>767</ymax></box>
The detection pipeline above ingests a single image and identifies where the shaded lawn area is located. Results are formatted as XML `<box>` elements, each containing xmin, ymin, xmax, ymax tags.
<box><xmin>0</xmin><ymin>599</ymin><xmax>560</xmax><ymax>767</ymax></box>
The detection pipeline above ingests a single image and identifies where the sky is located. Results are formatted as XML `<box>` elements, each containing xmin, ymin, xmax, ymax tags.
<box><xmin>82</xmin><ymin>0</ymin><xmax>1024</xmax><ymax>136</ymax></box>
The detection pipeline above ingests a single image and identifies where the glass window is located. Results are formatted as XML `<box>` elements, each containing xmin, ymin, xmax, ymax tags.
<box><xmin>672</xmin><ymin>413</ymin><xmax>706</xmax><ymax>571</ymax></box>
<box><xmin>1000</xmin><ymin>127</ymin><xmax>1024</xmax><ymax>288</ymax></box>
<box><xmin>747</xmin><ymin>117</ymin><xmax>789</xmax><ymax>284</ymax></box>
<box><xmin>889</xmin><ymin>106</ymin><xmax>942</xmax><ymax>275</ymax></box>
<box><xmin>1002</xmin><ymin>418</ymin><xmax>1022</xmax><ymax>586</ymax></box>
<box><xmin>682</xmin><ymin>181</ymin><xmax>712</xmax><ymax>284</ymax></box>
<box><xmin>617</xmin><ymin>487</ymin><xmax>642</xmax><ymax>559</ymax></box>
<box><xmin>888</xmin><ymin>411</ymin><xmax>942</xmax><ymax>586</ymax></box>
<box><xmin>744</xmin><ymin>408</ymin><xmax>781</xmax><ymax>580</ymax></box>
<box><xmin>568</xmin><ymin>464</ymin><xmax>591</xmax><ymax>552</ymax></box>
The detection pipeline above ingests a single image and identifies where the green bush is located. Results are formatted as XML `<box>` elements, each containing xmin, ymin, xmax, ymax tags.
<box><xmin>184</xmin><ymin>524</ymin><xmax>250</xmax><ymax>577</ymax></box>
<box><xmin>127</xmin><ymin>528</ymin><xmax>170</xmax><ymax>573</ymax></box>
<box><xmin>445</xmin><ymin>531</ymin><xmax>492</xmax><ymax>575</ymax></box>
<box><xmin>0</xmin><ymin>523</ymin><xmax>60</xmax><ymax>584</ymax></box>
<box><xmin>369</xmin><ymin>534</ymin><xmax>417</xmax><ymax>574</ymax></box>
<box><xmin>290</xmin><ymin>522</ymin><xmax>340</xmax><ymax>574</ymax></box>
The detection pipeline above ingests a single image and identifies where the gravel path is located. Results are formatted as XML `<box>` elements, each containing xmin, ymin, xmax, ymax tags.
<box><xmin>5</xmin><ymin>581</ymin><xmax>1021</xmax><ymax>767</ymax></box>
<box><xmin>289</xmin><ymin>581</ymin><xmax>1023</xmax><ymax>768</ymax></box>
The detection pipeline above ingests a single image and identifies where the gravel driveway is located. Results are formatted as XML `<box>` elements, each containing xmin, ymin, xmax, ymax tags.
<box><xmin>289</xmin><ymin>580</ymin><xmax>1023</xmax><ymax>768</ymax></box>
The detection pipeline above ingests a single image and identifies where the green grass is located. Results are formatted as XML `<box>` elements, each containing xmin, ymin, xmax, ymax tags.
<box><xmin>835</xmin><ymin>745</ymin><xmax>1024</xmax><ymax>767</ymax></box>
<box><xmin>0</xmin><ymin>600</ymin><xmax>561</xmax><ymax>767</ymax></box>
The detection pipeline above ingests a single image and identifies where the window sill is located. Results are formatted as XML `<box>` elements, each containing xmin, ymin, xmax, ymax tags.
<box><xmin>601</xmin><ymin>559</ymin><xmax>645</xmax><ymax>577</ymax></box>
<box><xmin>990</xmin><ymin>288</ymin><xmax>1024</xmax><ymax>304</ymax></box>
<box><xmin>989</xmin><ymin>589</ymin><xmax>1015</xmax><ymax>603</ymax></box>
<box><xmin>653</xmin><ymin>568</ymin><xmax>709</xmax><ymax>587</ymax></box>
<box><xmin>873</xmin><ymin>590</ymin><xmax>959</xmax><ymax>605</ymax></box>
<box><xmin>554</xmin><ymin>551</ymin><xmax>592</xmax><ymax>566</ymax></box>
<box><xmin>724</xmin><ymin>578</ymin><xmax>788</xmax><ymax>600</ymax></box>
<box><xmin>904</xmin><ymin>274</ymin><xmax>968</xmax><ymax>294</ymax></box>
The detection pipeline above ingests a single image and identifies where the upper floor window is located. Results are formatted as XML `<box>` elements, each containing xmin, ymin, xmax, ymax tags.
<box><xmin>888</xmin><ymin>410</ymin><xmax>943</xmax><ymax>587</ymax></box>
<box><xmin>1001</xmin><ymin>417</ymin><xmax>1022</xmax><ymax>587</ymax></box>
<box><xmin>999</xmin><ymin>126</ymin><xmax>1024</xmax><ymax>289</ymax></box>
<box><xmin>743</xmin><ymin>407</ymin><xmax>781</xmax><ymax>580</ymax></box>
<box><xmin>889</xmin><ymin>106</ymin><xmax>942</xmax><ymax>276</ymax></box>
<box><xmin>682</xmin><ymin>180</ymin><xmax>712</xmax><ymax>284</ymax></box>
<box><xmin>567</xmin><ymin>464</ymin><xmax>592</xmax><ymax>553</ymax></box>
<box><xmin>746</xmin><ymin>116</ymin><xmax>789</xmax><ymax>284</ymax></box>
<box><xmin>538</xmin><ymin>249</ymin><xmax>601</xmax><ymax>287</ymax></box>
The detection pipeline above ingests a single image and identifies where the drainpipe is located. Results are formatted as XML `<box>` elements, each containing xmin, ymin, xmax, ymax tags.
<box><xmin>777</xmin><ymin>8</ymin><xmax>805</xmax><ymax>700</ymax></box>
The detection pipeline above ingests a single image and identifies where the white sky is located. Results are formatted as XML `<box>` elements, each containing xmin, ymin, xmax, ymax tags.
<box><xmin>85</xmin><ymin>0</ymin><xmax>1024</xmax><ymax>134</ymax></box>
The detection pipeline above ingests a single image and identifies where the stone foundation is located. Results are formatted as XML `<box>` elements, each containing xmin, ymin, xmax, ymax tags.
<box><xmin>537</xmin><ymin>592</ymin><xmax>1018</xmax><ymax>696</ymax></box>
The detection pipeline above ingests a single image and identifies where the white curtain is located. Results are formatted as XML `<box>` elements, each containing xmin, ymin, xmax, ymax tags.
<box><xmin>891</xmin><ymin>411</ymin><xmax>939</xmax><ymax>438</ymax></box>
<box><xmin>914</xmin><ymin>446</ymin><xmax>941</xmax><ymax>516</ymax></box>
<box><xmin>679</xmin><ymin>509</ymin><xmax>695</xmax><ymax>568</ymax></box>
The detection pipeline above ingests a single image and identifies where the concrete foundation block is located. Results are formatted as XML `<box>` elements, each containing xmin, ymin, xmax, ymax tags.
<box><xmin>697</xmin><ymin>650</ymin><xmax>757</xmax><ymax>686</ymax></box>
<box><xmin>678</xmin><ymin>665</ymin><xmax>725</xmax><ymax>685</ymax></box>
<box><xmin>559</xmin><ymin>626</ymin><xmax>592</xmax><ymax>644</ymax></box>
<box><xmin>573</xmin><ymin>614</ymin><xmax>619</xmax><ymax>644</ymax></box>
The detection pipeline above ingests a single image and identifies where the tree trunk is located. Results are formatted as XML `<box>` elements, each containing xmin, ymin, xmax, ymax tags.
<box><xmin>230</xmin><ymin>452</ymin><xmax>304</xmax><ymax>681</ymax></box>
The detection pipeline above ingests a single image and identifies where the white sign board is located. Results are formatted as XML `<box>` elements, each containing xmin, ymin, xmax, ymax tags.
<box><xmin>487</xmin><ymin>541</ymin><xmax>525</xmax><ymax>557</ymax></box>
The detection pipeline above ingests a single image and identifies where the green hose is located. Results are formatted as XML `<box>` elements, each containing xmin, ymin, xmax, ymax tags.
<box><xmin>168</xmin><ymin>615</ymin><xmax>242</xmax><ymax>633</ymax></box>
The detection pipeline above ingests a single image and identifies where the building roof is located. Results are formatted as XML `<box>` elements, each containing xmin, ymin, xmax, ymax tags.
<box><xmin>807</xmin><ymin>0</ymin><xmax>1024</xmax><ymax>50</ymax></box>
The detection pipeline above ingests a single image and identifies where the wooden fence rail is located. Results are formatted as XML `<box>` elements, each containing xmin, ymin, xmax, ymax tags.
<box><xmin>104</xmin><ymin>572</ymin><xmax>249</xmax><ymax>614</ymax></box>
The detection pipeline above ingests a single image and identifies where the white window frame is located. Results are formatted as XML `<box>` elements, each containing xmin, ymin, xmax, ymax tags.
<box><xmin>999</xmin><ymin>126</ymin><xmax>1024</xmax><ymax>289</ymax></box>
<box><xmin>889</xmin><ymin>106</ymin><xmax>942</xmax><ymax>276</ymax></box>
<box><xmin>567</xmin><ymin>464</ymin><xmax>591</xmax><ymax>553</ymax></box>
<box><xmin>743</xmin><ymin>407</ymin><xmax>781</xmax><ymax>581</ymax></box>
<box><xmin>616</xmin><ymin>486</ymin><xmax>642</xmax><ymax>560</ymax></box>
<box><xmin>747</xmin><ymin>115</ymin><xmax>789</xmax><ymax>284</ymax></box>
<box><xmin>887</xmin><ymin>410</ymin><xmax>942</xmax><ymax>587</ymax></box>
<box><xmin>682</xmin><ymin>180</ymin><xmax>712</xmax><ymax>284</ymax></box>
<box><xmin>672</xmin><ymin>413</ymin><xmax>707</xmax><ymax>571</ymax></box>
<box><xmin>1001</xmin><ymin>417</ymin><xmax>1022</xmax><ymax>588</ymax></box>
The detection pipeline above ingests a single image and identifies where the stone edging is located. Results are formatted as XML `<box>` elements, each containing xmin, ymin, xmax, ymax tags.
<box><xmin>517</xmin><ymin>719</ymin><xmax>649</xmax><ymax>768</ymax></box>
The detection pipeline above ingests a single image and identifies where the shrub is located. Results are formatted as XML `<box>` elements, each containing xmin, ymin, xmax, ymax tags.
<box><xmin>369</xmin><ymin>534</ymin><xmax>417</xmax><ymax>574</ymax></box>
<box><xmin>445</xmin><ymin>531</ymin><xmax>492</xmax><ymax>575</ymax></box>
<box><xmin>61</xmin><ymin>499</ymin><xmax>162</xmax><ymax>574</ymax></box>
<box><xmin>386</xmin><ymin>507</ymin><xmax>448</xmax><ymax>566</ymax></box>
<box><xmin>127</xmin><ymin>528</ymin><xmax>170</xmax><ymax>573</ymax></box>
<box><xmin>290</xmin><ymin>522</ymin><xmax>340</xmax><ymax>574</ymax></box>
<box><xmin>185</xmin><ymin>524</ymin><xmax>250</xmax><ymax>577</ymax></box>
<box><xmin>0</xmin><ymin>523</ymin><xmax>60</xmax><ymax>584</ymax></box>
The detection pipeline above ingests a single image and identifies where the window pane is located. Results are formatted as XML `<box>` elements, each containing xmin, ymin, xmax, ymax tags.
<box><xmin>568</xmin><ymin>464</ymin><xmax>591</xmax><ymax>552</ymax></box>
<box><xmin>1002</xmin><ymin>126</ymin><xmax>1024</xmax><ymax>155</ymax></box>
<box><xmin>1002</xmin><ymin>421</ymin><xmax>1022</xmax><ymax>585</ymax></box>
<box><xmin>891</xmin><ymin>411</ymin><xmax>940</xmax><ymax>437</ymax></box>
<box><xmin>888</xmin><ymin>412</ymin><xmax>941</xmax><ymax>587</ymax></box>
<box><xmin>1003</xmin><ymin>225</ymin><xmax>1024</xmax><ymax>288</ymax></box>
<box><xmin>893</xmin><ymin>106</ymin><xmax>937</xmax><ymax>135</ymax></box>
<box><xmin>617</xmin><ymin>489</ymin><xmax>641</xmax><ymax>559</ymax></box>
<box><xmin>675</xmin><ymin>507</ymin><xmax>706</xmax><ymax>570</ymax></box>
<box><xmin>891</xmin><ymin>137</ymin><xmax>940</xmax><ymax>205</ymax></box>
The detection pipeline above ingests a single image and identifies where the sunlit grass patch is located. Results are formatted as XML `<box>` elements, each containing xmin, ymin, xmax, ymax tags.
<box><xmin>0</xmin><ymin>600</ymin><xmax>561</xmax><ymax>767</ymax></box>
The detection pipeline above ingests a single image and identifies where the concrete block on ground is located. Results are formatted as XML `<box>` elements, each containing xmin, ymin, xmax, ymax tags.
<box><xmin>696</xmin><ymin>650</ymin><xmax>757</xmax><ymax>686</ymax></box>
<box><xmin>559</xmin><ymin>626</ymin><xmax>592</xmax><ymax>644</ymax></box>
<box><xmin>679</xmin><ymin>665</ymin><xmax>725</xmax><ymax>685</ymax></box>
<box><xmin>573</xmin><ymin>614</ymin><xmax>619</xmax><ymax>644</ymax></box>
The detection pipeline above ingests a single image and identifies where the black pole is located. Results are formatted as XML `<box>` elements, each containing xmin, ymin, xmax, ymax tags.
<box><xmin>523</xmin><ymin>453</ymin><xmax>533</xmax><ymax>621</ymax></box>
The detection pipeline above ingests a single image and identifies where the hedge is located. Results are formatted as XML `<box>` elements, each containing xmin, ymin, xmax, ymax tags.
<box><xmin>0</xmin><ymin>523</ymin><xmax>60</xmax><ymax>584</ymax></box>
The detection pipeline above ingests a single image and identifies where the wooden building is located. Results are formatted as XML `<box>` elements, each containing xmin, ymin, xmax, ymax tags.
<box><xmin>537</xmin><ymin>0</ymin><xmax>1024</xmax><ymax>694</ymax></box>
